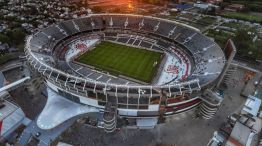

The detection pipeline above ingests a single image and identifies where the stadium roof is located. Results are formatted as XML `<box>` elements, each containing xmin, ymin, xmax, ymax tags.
<box><xmin>25</xmin><ymin>14</ymin><xmax>225</xmax><ymax>91</ymax></box>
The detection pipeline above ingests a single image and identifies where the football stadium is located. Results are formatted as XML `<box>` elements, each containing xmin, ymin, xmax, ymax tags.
<box><xmin>25</xmin><ymin>14</ymin><xmax>226</xmax><ymax>132</ymax></box>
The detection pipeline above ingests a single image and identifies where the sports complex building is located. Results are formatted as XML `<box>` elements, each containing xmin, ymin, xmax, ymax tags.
<box><xmin>25</xmin><ymin>14</ymin><xmax>228</xmax><ymax>132</ymax></box>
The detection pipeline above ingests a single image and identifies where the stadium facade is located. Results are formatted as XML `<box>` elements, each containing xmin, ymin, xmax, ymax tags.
<box><xmin>25</xmin><ymin>14</ymin><xmax>226</xmax><ymax>132</ymax></box>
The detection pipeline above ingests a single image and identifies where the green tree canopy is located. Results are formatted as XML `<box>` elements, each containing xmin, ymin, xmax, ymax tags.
<box><xmin>0</xmin><ymin>33</ymin><xmax>10</xmax><ymax>44</ymax></box>
<box><xmin>233</xmin><ymin>29</ymin><xmax>254</xmax><ymax>51</ymax></box>
<box><xmin>5</xmin><ymin>28</ymin><xmax>26</xmax><ymax>46</ymax></box>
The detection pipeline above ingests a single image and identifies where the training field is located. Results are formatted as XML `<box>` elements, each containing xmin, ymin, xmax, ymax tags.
<box><xmin>77</xmin><ymin>41</ymin><xmax>163</xmax><ymax>83</ymax></box>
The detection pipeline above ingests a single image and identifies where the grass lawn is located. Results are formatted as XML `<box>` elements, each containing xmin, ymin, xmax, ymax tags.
<box><xmin>221</xmin><ymin>22</ymin><xmax>242</xmax><ymax>28</ymax></box>
<box><xmin>231</xmin><ymin>0</ymin><xmax>262</xmax><ymax>12</ymax></box>
<box><xmin>77</xmin><ymin>41</ymin><xmax>163</xmax><ymax>83</ymax></box>
<box><xmin>222</xmin><ymin>12</ymin><xmax>262</xmax><ymax>23</ymax></box>
<box><xmin>190</xmin><ymin>22</ymin><xmax>207</xmax><ymax>30</ymax></box>
<box><xmin>195</xmin><ymin>17</ymin><xmax>216</xmax><ymax>26</ymax></box>
<box><xmin>206</xmin><ymin>29</ymin><xmax>234</xmax><ymax>47</ymax></box>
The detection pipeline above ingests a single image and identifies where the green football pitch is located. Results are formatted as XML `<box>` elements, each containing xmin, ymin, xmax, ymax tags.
<box><xmin>77</xmin><ymin>41</ymin><xmax>163</xmax><ymax>83</ymax></box>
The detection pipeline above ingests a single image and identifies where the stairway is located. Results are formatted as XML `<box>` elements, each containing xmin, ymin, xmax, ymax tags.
<box><xmin>103</xmin><ymin>102</ymin><xmax>117</xmax><ymax>133</ymax></box>
<box><xmin>222</xmin><ymin>65</ymin><xmax>238</xmax><ymax>86</ymax></box>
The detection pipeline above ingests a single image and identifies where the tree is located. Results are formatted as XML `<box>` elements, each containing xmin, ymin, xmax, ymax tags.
<box><xmin>233</xmin><ymin>29</ymin><xmax>252</xmax><ymax>49</ymax></box>
<box><xmin>0</xmin><ymin>33</ymin><xmax>10</xmax><ymax>44</ymax></box>
<box><xmin>233</xmin><ymin>29</ymin><xmax>256</xmax><ymax>58</ymax></box>
<box><xmin>137</xmin><ymin>0</ymin><xmax>170</xmax><ymax>5</ymax></box>
<box><xmin>92</xmin><ymin>6</ymin><xmax>102</xmax><ymax>13</ymax></box>
<box><xmin>112</xmin><ymin>8</ymin><xmax>121</xmax><ymax>13</ymax></box>
<box><xmin>12</xmin><ymin>28</ymin><xmax>26</xmax><ymax>45</ymax></box>
<box><xmin>5</xmin><ymin>28</ymin><xmax>26</xmax><ymax>46</ymax></box>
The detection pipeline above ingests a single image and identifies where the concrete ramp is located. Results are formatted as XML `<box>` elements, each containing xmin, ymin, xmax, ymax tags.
<box><xmin>37</xmin><ymin>88</ymin><xmax>99</xmax><ymax>130</ymax></box>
